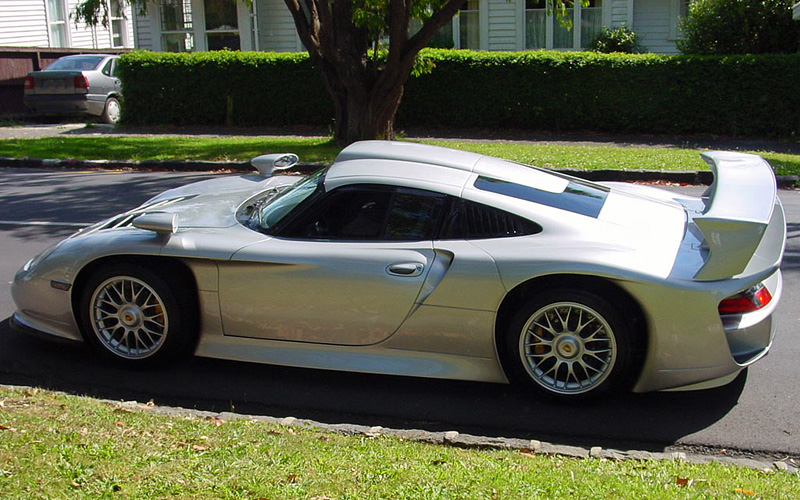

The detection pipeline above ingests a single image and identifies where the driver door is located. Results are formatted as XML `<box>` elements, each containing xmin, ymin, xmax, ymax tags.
<box><xmin>218</xmin><ymin>184</ymin><xmax>449</xmax><ymax>346</ymax></box>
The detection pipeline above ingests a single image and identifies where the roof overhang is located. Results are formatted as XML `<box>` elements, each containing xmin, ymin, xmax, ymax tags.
<box><xmin>794</xmin><ymin>1</ymin><xmax>800</xmax><ymax>20</ymax></box>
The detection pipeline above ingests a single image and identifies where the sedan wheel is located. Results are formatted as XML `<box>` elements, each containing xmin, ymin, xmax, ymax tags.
<box><xmin>504</xmin><ymin>289</ymin><xmax>637</xmax><ymax>398</ymax></box>
<box><xmin>101</xmin><ymin>97</ymin><xmax>120</xmax><ymax>124</ymax></box>
<box><xmin>80</xmin><ymin>264</ymin><xmax>196</xmax><ymax>365</ymax></box>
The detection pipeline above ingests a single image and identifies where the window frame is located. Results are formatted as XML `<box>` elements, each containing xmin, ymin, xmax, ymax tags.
<box><xmin>520</xmin><ymin>0</ymin><xmax>606</xmax><ymax>51</ymax></box>
<box><xmin>45</xmin><ymin>0</ymin><xmax>71</xmax><ymax>48</ymax></box>
<box><xmin>275</xmin><ymin>184</ymin><xmax>450</xmax><ymax>242</ymax></box>
<box><xmin>158</xmin><ymin>0</ymin><xmax>196</xmax><ymax>52</ymax></box>
<box><xmin>109</xmin><ymin>0</ymin><xmax>129</xmax><ymax>48</ymax></box>
<box><xmin>429</xmin><ymin>0</ymin><xmax>488</xmax><ymax>50</ymax></box>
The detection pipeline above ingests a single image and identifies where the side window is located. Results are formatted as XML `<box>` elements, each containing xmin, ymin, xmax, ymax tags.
<box><xmin>281</xmin><ymin>185</ymin><xmax>446</xmax><ymax>241</ymax></box>
<box><xmin>102</xmin><ymin>59</ymin><xmax>114</xmax><ymax>76</ymax></box>
<box><xmin>442</xmin><ymin>199</ymin><xmax>542</xmax><ymax>239</ymax></box>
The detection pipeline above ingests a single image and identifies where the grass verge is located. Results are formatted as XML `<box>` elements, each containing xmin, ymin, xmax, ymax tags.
<box><xmin>0</xmin><ymin>136</ymin><xmax>798</xmax><ymax>175</ymax></box>
<box><xmin>1</xmin><ymin>386</ymin><xmax>798</xmax><ymax>499</ymax></box>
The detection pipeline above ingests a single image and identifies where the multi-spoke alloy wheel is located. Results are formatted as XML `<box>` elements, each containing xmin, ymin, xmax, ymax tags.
<box><xmin>90</xmin><ymin>276</ymin><xmax>168</xmax><ymax>359</ymax></box>
<box><xmin>503</xmin><ymin>288</ymin><xmax>637</xmax><ymax>399</ymax></box>
<box><xmin>79</xmin><ymin>264</ymin><xmax>197</xmax><ymax>366</ymax></box>
<box><xmin>519</xmin><ymin>302</ymin><xmax>617</xmax><ymax>395</ymax></box>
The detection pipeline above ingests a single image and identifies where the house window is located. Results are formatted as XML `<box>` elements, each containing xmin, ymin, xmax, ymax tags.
<box><xmin>430</xmin><ymin>1</ymin><xmax>480</xmax><ymax>49</ymax></box>
<box><xmin>110</xmin><ymin>1</ymin><xmax>128</xmax><ymax>47</ymax></box>
<box><xmin>525</xmin><ymin>0</ymin><xmax>603</xmax><ymax>50</ymax></box>
<box><xmin>204</xmin><ymin>0</ymin><xmax>240</xmax><ymax>50</ymax></box>
<box><xmin>46</xmin><ymin>0</ymin><xmax>69</xmax><ymax>48</ymax></box>
<box><xmin>160</xmin><ymin>0</ymin><xmax>195</xmax><ymax>51</ymax></box>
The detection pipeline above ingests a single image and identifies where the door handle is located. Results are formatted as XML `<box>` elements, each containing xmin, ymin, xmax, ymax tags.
<box><xmin>386</xmin><ymin>262</ymin><xmax>424</xmax><ymax>277</ymax></box>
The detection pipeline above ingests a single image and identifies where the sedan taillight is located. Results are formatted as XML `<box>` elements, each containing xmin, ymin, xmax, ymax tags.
<box><xmin>74</xmin><ymin>76</ymin><xmax>90</xmax><ymax>89</ymax></box>
<box><xmin>718</xmin><ymin>284</ymin><xmax>772</xmax><ymax>315</ymax></box>
<box><xmin>24</xmin><ymin>77</ymin><xmax>34</xmax><ymax>89</ymax></box>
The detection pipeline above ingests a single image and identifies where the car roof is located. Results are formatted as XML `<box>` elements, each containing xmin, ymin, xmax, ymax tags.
<box><xmin>59</xmin><ymin>54</ymin><xmax>117</xmax><ymax>59</ymax></box>
<box><xmin>326</xmin><ymin>141</ymin><xmax>570</xmax><ymax>197</ymax></box>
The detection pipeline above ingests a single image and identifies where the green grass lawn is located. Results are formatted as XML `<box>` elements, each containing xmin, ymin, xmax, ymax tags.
<box><xmin>1</xmin><ymin>386</ymin><xmax>797</xmax><ymax>499</ymax></box>
<box><xmin>1</xmin><ymin>136</ymin><xmax>799</xmax><ymax>175</ymax></box>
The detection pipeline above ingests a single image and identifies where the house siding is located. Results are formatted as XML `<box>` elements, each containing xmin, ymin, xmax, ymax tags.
<box><xmin>257</xmin><ymin>0</ymin><xmax>299</xmax><ymax>52</ymax></box>
<box><xmin>129</xmin><ymin>0</ymin><xmax>680</xmax><ymax>55</ymax></box>
<box><xmin>0</xmin><ymin>1</ymin><xmax>50</xmax><ymax>47</ymax></box>
<box><xmin>487</xmin><ymin>0</ymin><xmax>517</xmax><ymax>51</ymax></box>
<box><xmin>610</xmin><ymin>0</ymin><xmax>632</xmax><ymax>26</ymax></box>
<box><xmin>632</xmin><ymin>0</ymin><xmax>678</xmax><ymax>53</ymax></box>
<box><xmin>0</xmin><ymin>0</ymin><xmax>134</xmax><ymax>49</ymax></box>
<box><xmin>134</xmin><ymin>10</ymin><xmax>157</xmax><ymax>51</ymax></box>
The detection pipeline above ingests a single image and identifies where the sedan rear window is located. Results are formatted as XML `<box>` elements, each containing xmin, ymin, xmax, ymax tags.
<box><xmin>47</xmin><ymin>56</ymin><xmax>105</xmax><ymax>71</ymax></box>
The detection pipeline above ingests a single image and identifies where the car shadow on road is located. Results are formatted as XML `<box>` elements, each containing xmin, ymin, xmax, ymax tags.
<box><xmin>0</xmin><ymin>318</ymin><xmax>746</xmax><ymax>453</ymax></box>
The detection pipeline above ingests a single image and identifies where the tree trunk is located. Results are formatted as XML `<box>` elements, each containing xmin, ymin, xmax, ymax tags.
<box><xmin>322</xmin><ymin>65</ymin><xmax>408</xmax><ymax>146</ymax></box>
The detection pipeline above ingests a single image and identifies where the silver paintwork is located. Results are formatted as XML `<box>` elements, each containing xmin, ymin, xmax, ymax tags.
<box><xmin>11</xmin><ymin>141</ymin><xmax>787</xmax><ymax>393</ymax></box>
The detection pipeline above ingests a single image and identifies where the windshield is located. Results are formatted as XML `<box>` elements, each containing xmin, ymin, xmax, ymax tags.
<box><xmin>255</xmin><ymin>169</ymin><xmax>326</xmax><ymax>231</ymax></box>
<box><xmin>47</xmin><ymin>56</ymin><xmax>105</xmax><ymax>71</ymax></box>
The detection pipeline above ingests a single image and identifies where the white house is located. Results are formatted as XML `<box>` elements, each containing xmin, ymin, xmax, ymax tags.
<box><xmin>793</xmin><ymin>1</ymin><xmax>799</xmax><ymax>20</ymax></box>
<box><xmin>133</xmin><ymin>0</ymin><xmax>690</xmax><ymax>55</ymax></box>
<box><xmin>0</xmin><ymin>0</ymin><xmax>134</xmax><ymax>49</ymax></box>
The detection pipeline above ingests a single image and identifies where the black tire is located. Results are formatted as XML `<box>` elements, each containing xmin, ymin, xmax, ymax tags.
<box><xmin>101</xmin><ymin>96</ymin><xmax>120</xmax><ymax>124</ymax></box>
<box><xmin>78</xmin><ymin>264</ymin><xmax>197</xmax><ymax>366</ymax></box>
<box><xmin>501</xmin><ymin>289</ymin><xmax>639</xmax><ymax>400</ymax></box>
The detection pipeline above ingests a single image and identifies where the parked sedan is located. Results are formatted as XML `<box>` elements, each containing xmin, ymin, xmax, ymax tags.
<box><xmin>11</xmin><ymin>142</ymin><xmax>786</xmax><ymax>399</ymax></box>
<box><xmin>23</xmin><ymin>54</ymin><xmax>122</xmax><ymax>124</ymax></box>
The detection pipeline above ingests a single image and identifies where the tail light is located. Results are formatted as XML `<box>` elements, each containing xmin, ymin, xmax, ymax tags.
<box><xmin>74</xmin><ymin>76</ymin><xmax>90</xmax><ymax>89</ymax></box>
<box><xmin>24</xmin><ymin>77</ymin><xmax>34</xmax><ymax>89</ymax></box>
<box><xmin>718</xmin><ymin>284</ymin><xmax>772</xmax><ymax>315</ymax></box>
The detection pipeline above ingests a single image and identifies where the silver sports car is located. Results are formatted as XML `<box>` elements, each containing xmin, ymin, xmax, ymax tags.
<box><xmin>11</xmin><ymin>141</ymin><xmax>786</xmax><ymax>399</ymax></box>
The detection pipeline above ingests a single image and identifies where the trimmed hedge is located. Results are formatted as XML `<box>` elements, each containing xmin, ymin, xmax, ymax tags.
<box><xmin>119</xmin><ymin>50</ymin><xmax>800</xmax><ymax>138</ymax></box>
<box><xmin>118</xmin><ymin>51</ymin><xmax>331</xmax><ymax>126</ymax></box>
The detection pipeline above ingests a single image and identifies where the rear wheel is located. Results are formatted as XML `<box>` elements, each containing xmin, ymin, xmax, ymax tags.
<box><xmin>79</xmin><ymin>264</ymin><xmax>196</xmax><ymax>366</ymax></box>
<box><xmin>101</xmin><ymin>96</ymin><xmax>120</xmax><ymax>124</ymax></box>
<box><xmin>502</xmin><ymin>289</ymin><xmax>638</xmax><ymax>399</ymax></box>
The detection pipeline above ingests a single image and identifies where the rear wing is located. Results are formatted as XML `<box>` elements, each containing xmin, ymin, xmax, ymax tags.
<box><xmin>693</xmin><ymin>152</ymin><xmax>785</xmax><ymax>281</ymax></box>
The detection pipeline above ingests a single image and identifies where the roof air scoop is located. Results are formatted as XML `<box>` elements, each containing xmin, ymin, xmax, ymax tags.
<box><xmin>251</xmin><ymin>153</ymin><xmax>299</xmax><ymax>177</ymax></box>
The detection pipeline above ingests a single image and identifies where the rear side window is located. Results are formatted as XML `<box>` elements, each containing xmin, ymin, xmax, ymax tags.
<box><xmin>442</xmin><ymin>199</ymin><xmax>541</xmax><ymax>239</ymax></box>
<box><xmin>102</xmin><ymin>59</ymin><xmax>115</xmax><ymax>76</ymax></box>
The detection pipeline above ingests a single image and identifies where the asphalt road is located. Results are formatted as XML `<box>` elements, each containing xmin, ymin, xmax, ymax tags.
<box><xmin>1</xmin><ymin>167</ymin><xmax>799</xmax><ymax>459</ymax></box>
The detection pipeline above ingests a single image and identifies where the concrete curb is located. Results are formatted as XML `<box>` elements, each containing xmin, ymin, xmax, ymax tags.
<box><xmin>97</xmin><ymin>395</ymin><xmax>797</xmax><ymax>474</ymax></box>
<box><xmin>2</xmin><ymin>156</ymin><xmax>798</xmax><ymax>187</ymax></box>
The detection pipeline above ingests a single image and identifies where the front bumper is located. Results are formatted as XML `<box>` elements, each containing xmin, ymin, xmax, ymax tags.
<box><xmin>10</xmin><ymin>312</ymin><xmax>82</xmax><ymax>344</ymax></box>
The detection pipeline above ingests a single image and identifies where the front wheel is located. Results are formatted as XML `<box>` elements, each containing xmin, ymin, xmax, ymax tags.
<box><xmin>79</xmin><ymin>264</ymin><xmax>197</xmax><ymax>366</ymax></box>
<box><xmin>502</xmin><ymin>289</ymin><xmax>639</xmax><ymax>399</ymax></box>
